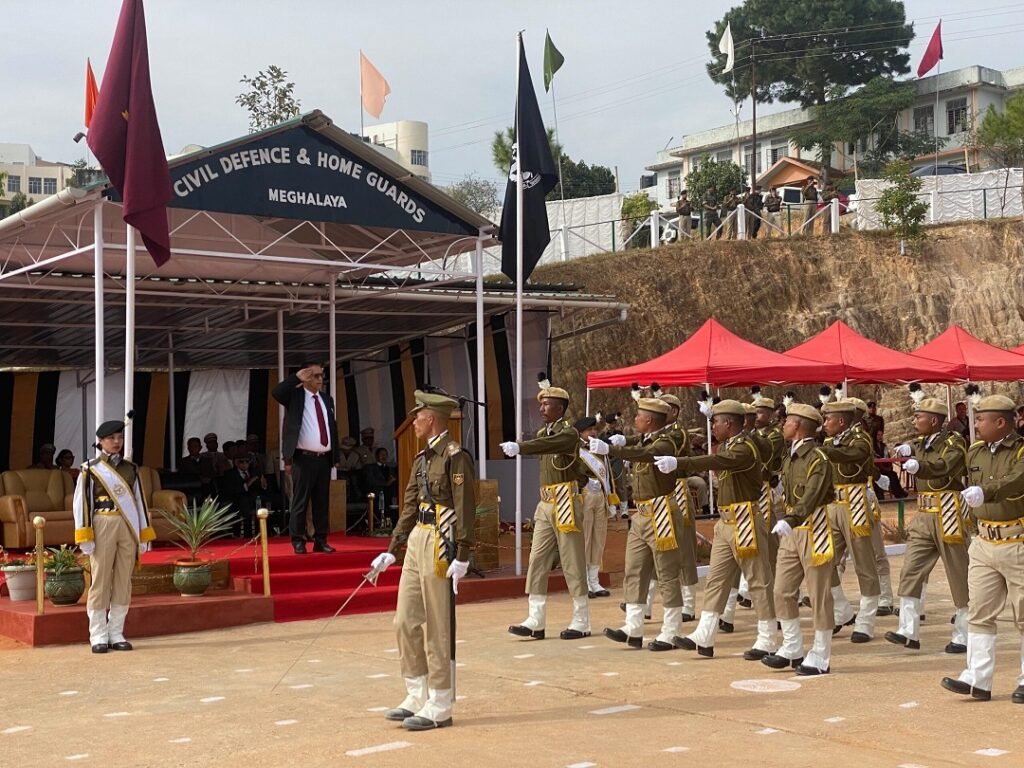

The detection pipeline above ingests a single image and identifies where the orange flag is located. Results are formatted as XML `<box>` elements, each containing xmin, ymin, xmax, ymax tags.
<box><xmin>85</xmin><ymin>58</ymin><xmax>100</xmax><ymax>128</ymax></box>
<box><xmin>359</xmin><ymin>51</ymin><xmax>391</xmax><ymax>120</ymax></box>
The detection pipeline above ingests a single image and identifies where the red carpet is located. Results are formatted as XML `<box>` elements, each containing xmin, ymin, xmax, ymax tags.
<box><xmin>142</xmin><ymin>534</ymin><xmax>396</xmax><ymax>623</ymax></box>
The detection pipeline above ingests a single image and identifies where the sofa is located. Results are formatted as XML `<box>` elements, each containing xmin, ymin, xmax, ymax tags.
<box><xmin>0</xmin><ymin>467</ymin><xmax>187</xmax><ymax>549</ymax></box>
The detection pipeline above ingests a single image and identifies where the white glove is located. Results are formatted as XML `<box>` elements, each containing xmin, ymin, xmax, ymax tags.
<box><xmin>654</xmin><ymin>455</ymin><xmax>678</xmax><ymax>474</ymax></box>
<box><xmin>772</xmin><ymin>519</ymin><xmax>793</xmax><ymax>538</ymax></box>
<box><xmin>699</xmin><ymin>402</ymin><xmax>713</xmax><ymax>419</ymax></box>
<box><xmin>771</xmin><ymin>483</ymin><xmax>784</xmax><ymax>503</ymax></box>
<box><xmin>500</xmin><ymin>441</ymin><xmax>520</xmax><ymax>457</ymax></box>
<box><xmin>446</xmin><ymin>559</ymin><xmax>469</xmax><ymax>593</ymax></box>
<box><xmin>961</xmin><ymin>486</ymin><xmax>985</xmax><ymax>509</ymax></box>
<box><xmin>902</xmin><ymin>459</ymin><xmax>920</xmax><ymax>475</ymax></box>
<box><xmin>866</xmin><ymin>487</ymin><xmax>878</xmax><ymax>505</ymax></box>
<box><xmin>80</xmin><ymin>541</ymin><xmax>95</xmax><ymax>556</ymax></box>
<box><xmin>588</xmin><ymin>437</ymin><xmax>609</xmax><ymax>456</ymax></box>
<box><xmin>877</xmin><ymin>475</ymin><xmax>891</xmax><ymax>491</ymax></box>
<box><xmin>894</xmin><ymin>444</ymin><xmax>913</xmax><ymax>458</ymax></box>
<box><xmin>609</xmin><ymin>434</ymin><xmax>627</xmax><ymax>447</ymax></box>
<box><xmin>138</xmin><ymin>541</ymin><xmax>151</xmax><ymax>555</ymax></box>
<box><xmin>371</xmin><ymin>552</ymin><xmax>397</xmax><ymax>572</ymax></box>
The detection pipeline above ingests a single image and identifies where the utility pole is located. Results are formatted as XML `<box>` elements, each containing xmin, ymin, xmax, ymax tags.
<box><xmin>750</xmin><ymin>40</ymin><xmax>757</xmax><ymax>182</ymax></box>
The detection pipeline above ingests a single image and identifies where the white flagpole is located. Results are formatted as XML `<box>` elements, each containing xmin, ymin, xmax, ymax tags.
<box><xmin>934</xmin><ymin>59</ymin><xmax>941</xmax><ymax>176</ymax></box>
<box><xmin>359</xmin><ymin>52</ymin><xmax>365</xmax><ymax>138</ymax></box>
<box><xmin>551</xmin><ymin>77</ymin><xmax>568</xmax><ymax>261</ymax></box>
<box><xmin>514</xmin><ymin>32</ymin><xmax>525</xmax><ymax>576</ymax></box>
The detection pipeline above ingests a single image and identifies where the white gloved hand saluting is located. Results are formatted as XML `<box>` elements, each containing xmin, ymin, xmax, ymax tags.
<box><xmin>588</xmin><ymin>437</ymin><xmax>609</xmax><ymax>456</ymax></box>
<box><xmin>894</xmin><ymin>444</ymin><xmax>913</xmax><ymax>458</ymax></box>
<box><xmin>500</xmin><ymin>441</ymin><xmax>520</xmax><ymax>457</ymax></box>
<box><xmin>961</xmin><ymin>486</ymin><xmax>985</xmax><ymax>509</ymax></box>
<box><xmin>772</xmin><ymin>519</ymin><xmax>793</xmax><ymax>538</ymax></box>
<box><xmin>446</xmin><ymin>559</ymin><xmax>469</xmax><ymax>593</ymax></box>
<box><xmin>609</xmin><ymin>434</ymin><xmax>627</xmax><ymax>447</ymax></box>
<box><xmin>654</xmin><ymin>455</ymin><xmax>678</xmax><ymax>474</ymax></box>
<box><xmin>80</xmin><ymin>541</ymin><xmax>96</xmax><ymax>556</ymax></box>
<box><xmin>876</xmin><ymin>475</ymin><xmax>890</xmax><ymax>491</ymax></box>
<box><xmin>902</xmin><ymin>458</ymin><xmax>920</xmax><ymax>475</ymax></box>
<box><xmin>371</xmin><ymin>552</ymin><xmax>397</xmax><ymax>572</ymax></box>
<box><xmin>699</xmin><ymin>402</ymin><xmax>713</xmax><ymax>419</ymax></box>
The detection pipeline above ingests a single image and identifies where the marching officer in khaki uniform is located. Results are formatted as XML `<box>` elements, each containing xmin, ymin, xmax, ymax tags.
<box><xmin>575</xmin><ymin>416</ymin><xmax>616</xmax><ymax>598</ymax></box>
<box><xmin>762</xmin><ymin>404</ymin><xmax>837</xmax><ymax>676</ymax></box>
<box><xmin>655</xmin><ymin>400</ymin><xmax>779</xmax><ymax>659</ymax></box>
<box><xmin>592</xmin><ymin>398</ymin><xmax>684</xmax><ymax>650</ymax></box>
<box><xmin>942</xmin><ymin>395</ymin><xmax>1024</xmax><ymax>703</ymax></box>
<box><xmin>502</xmin><ymin>387</ymin><xmax>591</xmax><ymax>641</ymax></box>
<box><xmin>884</xmin><ymin>398</ymin><xmax>969</xmax><ymax>653</ymax></box>
<box><xmin>73</xmin><ymin>419</ymin><xmax>156</xmax><ymax>653</ymax></box>
<box><xmin>372</xmin><ymin>391</ymin><xmax>475</xmax><ymax>731</ymax></box>
<box><xmin>820</xmin><ymin>400</ymin><xmax>881</xmax><ymax>642</ymax></box>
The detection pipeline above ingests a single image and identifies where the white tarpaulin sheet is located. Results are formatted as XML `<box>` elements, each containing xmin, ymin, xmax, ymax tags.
<box><xmin>855</xmin><ymin>169</ymin><xmax>1023</xmax><ymax>230</ymax></box>
<box><xmin>182</xmin><ymin>370</ymin><xmax>249</xmax><ymax>449</ymax></box>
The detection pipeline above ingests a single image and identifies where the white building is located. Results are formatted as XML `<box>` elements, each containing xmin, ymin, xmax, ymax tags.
<box><xmin>363</xmin><ymin>120</ymin><xmax>430</xmax><ymax>182</ymax></box>
<box><xmin>0</xmin><ymin>144</ymin><xmax>75</xmax><ymax>218</ymax></box>
<box><xmin>644</xmin><ymin>64</ymin><xmax>1024</xmax><ymax>210</ymax></box>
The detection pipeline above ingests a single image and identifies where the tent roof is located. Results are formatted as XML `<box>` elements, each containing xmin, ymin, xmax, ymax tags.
<box><xmin>912</xmin><ymin>326</ymin><xmax>1024</xmax><ymax>381</ymax></box>
<box><xmin>586</xmin><ymin>317</ymin><xmax>846</xmax><ymax>388</ymax></box>
<box><xmin>783</xmin><ymin>320</ymin><xmax>961</xmax><ymax>384</ymax></box>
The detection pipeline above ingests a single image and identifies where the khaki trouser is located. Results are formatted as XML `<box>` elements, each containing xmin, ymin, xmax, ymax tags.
<box><xmin>966</xmin><ymin>534</ymin><xmax>1024</xmax><ymax>635</ymax></box>
<box><xmin>87</xmin><ymin>514</ymin><xmax>138</xmax><ymax>614</ymax></box>
<box><xmin>688</xmin><ymin>476</ymin><xmax>708</xmax><ymax>509</ymax></box>
<box><xmin>802</xmin><ymin>201</ymin><xmax>816</xmax><ymax>232</ymax></box>
<box><xmin>774</xmin><ymin>526</ymin><xmax>835</xmax><ymax>631</ymax></box>
<box><xmin>525</xmin><ymin>499</ymin><xmax>587</xmax><ymax>599</ymax></box>
<box><xmin>622</xmin><ymin>509</ymin><xmax>684</xmax><ymax>607</ymax></box>
<box><xmin>827</xmin><ymin>502</ymin><xmax>880</xmax><ymax>597</ymax></box>
<box><xmin>395</xmin><ymin>524</ymin><xmax>452</xmax><ymax>689</ymax></box>
<box><xmin>581</xmin><ymin>487</ymin><xmax>609</xmax><ymax>568</ymax></box>
<box><xmin>899</xmin><ymin>507</ymin><xmax>970</xmax><ymax>607</ymax></box>
<box><xmin>702</xmin><ymin>516</ymin><xmax>776</xmax><ymax>620</ymax></box>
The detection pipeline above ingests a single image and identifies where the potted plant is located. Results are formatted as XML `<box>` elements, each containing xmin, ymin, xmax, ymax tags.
<box><xmin>0</xmin><ymin>547</ymin><xmax>37</xmax><ymax>602</ymax></box>
<box><xmin>160</xmin><ymin>498</ymin><xmax>235</xmax><ymax>597</ymax></box>
<box><xmin>43</xmin><ymin>544</ymin><xmax>86</xmax><ymax>606</ymax></box>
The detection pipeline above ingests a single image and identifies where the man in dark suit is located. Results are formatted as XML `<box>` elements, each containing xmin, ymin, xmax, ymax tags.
<box><xmin>272</xmin><ymin>362</ymin><xmax>339</xmax><ymax>554</ymax></box>
<box><xmin>220</xmin><ymin>455</ymin><xmax>267</xmax><ymax>539</ymax></box>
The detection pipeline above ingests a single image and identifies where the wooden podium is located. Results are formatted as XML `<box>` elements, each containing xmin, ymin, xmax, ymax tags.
<box><xmin>394</xmin><ymin>409</ymin><xmax>463</xmax><ymax>511</ymax></box>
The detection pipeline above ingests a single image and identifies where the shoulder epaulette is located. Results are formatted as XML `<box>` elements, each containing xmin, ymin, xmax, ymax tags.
<box><xmin>970</xmin><ymin>440</ymin><xmax>985</xmax><ymax>449</ymax></box>
<box><xmin>445</xmin><ymin>442</ymin><xmax>462</xmax><ymax>457</ymax></box>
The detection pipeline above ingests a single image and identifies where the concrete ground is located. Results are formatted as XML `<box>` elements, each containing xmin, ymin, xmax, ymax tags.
<box><xmin>2</xmin><ymin>550</ymin><xmax>1023</xmax><ymax>768</ymax></box>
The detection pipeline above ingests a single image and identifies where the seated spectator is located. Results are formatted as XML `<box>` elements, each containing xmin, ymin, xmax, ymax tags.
<box><xmin>200</xmin><ymin>432</ymin><xmax>230</xmax><ymax>479</ymax></box>
<box><xmin>180</xmin><ymin>437</ymin><xmax>204</xmax><ymax>477</ymax></box>
<box><xmin>56</xmin><ymin>449</ymin><xmax>79</xmax><ymax>481</ymax></box>
<box><xmin>364</xmin><ymin>447</ymin><xmax>397</xmax><ymax>525</ymax></box>
<box><xmin>220</xmin><ymin>455</ymin><xmax>267</xmax><ymax>539</ymax></box>
<box><xmin>30</xmin><ymin>442</ymin><xmax>56</xmax><ymax>469</ymax></box>
<box><xmin>245</xmin><ymin>433</ymin><xmax>268</xmax><ymax>475</ymax></box>
<box><xmin>337</xmin><ymin>436</ymin><xmax>362</xmax><ymax>500</ymax></box>
<box><xmin>356</xmin><ymin>427</ymin><xmax>377</xmax><ymax>467</ymax></box>
<box><xmin>872</xmin><ymin>428</ymin><xmax>907</xmax><ymax>499</ymax></box>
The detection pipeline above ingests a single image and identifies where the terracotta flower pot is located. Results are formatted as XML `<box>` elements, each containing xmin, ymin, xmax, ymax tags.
<box><xmin>172</xmin><ymin>559</ymin><xmax>212</xmax><ymax>597</ymax></box>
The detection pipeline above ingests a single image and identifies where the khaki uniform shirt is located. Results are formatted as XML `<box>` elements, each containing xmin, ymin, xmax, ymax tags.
<box><xmin>610</xmin><ymin>428</ymin><xmax>678</xmax><ymax>500</ymax></box>
<box><xmin>781</xmin><ymin>439</ymin><xmax>835</xmax><ymax>527</ymax></box>
<box><xmin>389</xmin><ymin>433</ymin><xmax>476</xmax><ymax>561</ymax></box>
<box><xmin>673</xmin><ymin>433</ymin><xmax>762</xmax><ymax>505</ymax></box>
<box><xmin>966</xmin><ymin>432</ymin><xmax>1024</xmax><ymax>522</ymax></box>
<box><xmin>910</xmin><ymin>429</ymin><xmax>967</xmax><ymax>492</ymax></box>
<box><xmin>757</xmin><ymin>423</ymin><xmax>786</xmax><ymax>484</ymax></box>
<box><xmin>820</xmin><ymin>427</ymin><xmax>874</xmax><ymax>484</ymax></box>
<box><xmin>517</xmin><ymin>418</ymin><xmax>580</xmax><ymax>486</ymax></box>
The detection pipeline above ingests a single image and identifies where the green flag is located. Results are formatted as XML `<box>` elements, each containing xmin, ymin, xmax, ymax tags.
<box><xmin>543</xmin><ymin>30</ymin><xmax>564</xmax><ymax>92</ymax></box>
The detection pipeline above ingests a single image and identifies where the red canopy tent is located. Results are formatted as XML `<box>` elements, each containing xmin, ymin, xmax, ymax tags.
<box><xmin>912</xmin><ymin>326</ymin><xmax>1024</xmax><ymax>381</ymax></box>
<box><xmin>783</xmin><ymin>320</ymin><xmax>961</xmax><ymax>384</ymax></box>
<box><xmin>1011</xmin><ymin>343</ymin><xmax>1024</xmax><ymax>358</ymax></box>
<box><xmin>585</xmin><ymin>318</ymin><xmax>845</xmax><ymax>388</ymax></box>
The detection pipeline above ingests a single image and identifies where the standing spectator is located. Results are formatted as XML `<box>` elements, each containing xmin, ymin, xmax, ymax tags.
<box><xmin>865</xmin><ymin>401</ymin><xmax>885</xmax><ymax>437</ymax></box>
<box><xmin>948</xmin><ymin>401</ymin><xmax>970</xmax><ymax>441</ymax></box>
<box><xmin>801</xmin><ymin>176</ymin><xmax>818</xmax><ymax>233</ymax></box>
<box><xmin>721</xmin><ymin>189</ymin><xmax>738</xmax><ymax>239</ymax></box>
<box><xmin>56</xmin><ymin>449</ymin><xmax>79</xmax><ymax>482</ymax></box>
<box><xmin>821</xmin><ymin>184</ymin><xmax>839</xmax><ymax>234</ymax></box>
<box><xmin>364</xmin><ymin>447</ymin><xmax>398</xmax><ymax>525</ymax></box>
<box><xmin>221</xmin><ymin>454</ymin><xmax>266</xmax><ymax>539</ymax></box>
<box><xmin>30</xmin><ymin>442</ymin><xmax>56</xmax><ymax>469</ymax></box>
<box><xmin>272</xmin><ymin>362</ymin><xmax>339</xmax><ymax>555</ymax></box>
<box><xmin>748</xmin><ymin>185</ymin><xmax>764</xmax><ymax>239</ymax></box>
<box><xmin>872</xmin><ymin>428</ymin><xmax>906</xmax><ymax>499</ymax></box>
<box><xmin>764</xmin><ymin>187</ymin><xmax>782</xmax><ymax>236</ymax></box>
<box><xmin>703</xmin><ymin>187</ymin><xmax>721</xmax><ymax>239</ymax></box>
<box><xmin>675</xmin><ymin>190</ymin><xmax>692</xmax><ymax>237</ymax></box>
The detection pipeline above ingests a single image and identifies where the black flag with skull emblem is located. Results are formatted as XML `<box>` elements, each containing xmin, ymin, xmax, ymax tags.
<box><xmin>499</xmin><ymin>35</ymin><xmax>558</xmax><ymax>283</ymax></box>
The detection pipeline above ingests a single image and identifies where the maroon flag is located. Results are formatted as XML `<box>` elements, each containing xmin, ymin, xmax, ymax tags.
<box><xmin>87</xmin><ymin>0</ymin><xmax>172</xmax><ymax>266</ymax></box>
<box><xmin>916</xmin><ymin>20</ymin><xmax>943</xmax><ymax>77</ymax></box>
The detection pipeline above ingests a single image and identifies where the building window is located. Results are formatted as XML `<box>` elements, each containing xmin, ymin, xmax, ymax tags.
<box><xmin>409</xmin><ymin>149</ymin><xmax>429</xmax><ymax>167</ymax></box>
<box><xmin>946</xmin><ymin>97</ymin><xmax>968</xmax><ymax>135</ymax></box>
<box><xmin>666</xmin><ymin>170</ymin><xmax>681</xmax><ymax>199</ymax></box>
<box><xmin>769</xmin><ymin>141</ymin><xmax>788</xmax><ymax>165</ymax></box>
<box><xmin>28</xmin><ymin>177</ymin><xmax>42</xmax><ymax>195</ymax></box>
<box><xmin>43</xmin><ymin>178</ymin><xmax>57</xmax><ymax>195</ymax></box>
<box><xmin>7</xmin><ymin>175</ymin><xmax>20</xmax><ymax>194</ymax></box>
<box><xmin>715</xmin><ymin>149</ymin><xmax>732</xmax><ymax>163</ymax></box>
<box><xmin>913</xmin><ymin>105</ymin><xmax>934</xmax><ymax>137</ymax></box>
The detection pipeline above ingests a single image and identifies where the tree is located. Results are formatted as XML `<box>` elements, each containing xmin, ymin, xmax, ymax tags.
<box><xmin>491</xmin><ymin>126</ymin><xmax>561</xmax><ymax>178</ymax></box>
<box><xmin>445</xmin><ymin>174</ymin><xmax>500</xmax><ymax>214</ymax></box>
<box><xmin>66</xmin><ymin>157</ymin><xmax>101</xmax><ymax>188</ymax></box>
<box><xmin>557</xmin><ymin>156</ymin><xmax>615</xmax><ymax>199</ymax></box>
<box><xmin>876</xmin><ymin>159</ymin><xmax>929</xmax><ymax>242</ymax></box>
<box><xmin>684</xmin><ymin>157</ymin><xmax>747</xmax><ymax>208</ymax></box>
<box><xmin>706</xmin><ymin>1</ymin><xmax>913</xmax><ymax>108</ymax></box>
<box><xmin>620</xmin><ymin>192</ymin><xmax>657</xmax><ymax>249</ymax></box>
<box><xmin>859</xmin><ymin>128</ymin><xmax>946</xmax><ymax>178</ymax></box>
<box><xmin>971</xmin><ymin>91</ymin><xmax>1024</xmax><ymax>168</ymax></box>
<box><xmin>8</xmin><ymin>192</ymin><xmax>33</xmax><ymax>214</ymax></box>
<box><xmin>236</xmin><ymin>65</ymin><xmax>302</xmax><ymax>133</ymax></box>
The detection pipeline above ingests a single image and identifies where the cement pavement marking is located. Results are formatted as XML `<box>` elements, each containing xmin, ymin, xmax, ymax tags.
<box><xmin>275</xmin><ymin>719</ymin><xmax>299</xmax><ymax>726</ymax></box>
<box><xmin>366</xmin><ymin>673</ymin><xmax>390</xmax><ymax>679</ymax></box>
<box><xmin>366</xmin><ymin>707</ymin><xmax>389</xmax><ymax>712</ymax></box>
<box><xmin>289</xmin><ymin>684</ymin><xmax>314</xmax><ymax>689</ymax></box>
<box><xmin>234</xmin><ymin>669</ymin><xmax>253</xmax><ymax>673</ymax></box>
<box><xmin>307</xmin><ymin>659</ymin><xmax>321</xmax><ymax>663</ymax></box>
<box><xmin>899</xmin><ymin>701</ymin><xmax>919</xmax><ymax>708</ymax></box>
<box><xmin>757</xmin><ymin>728</ymin><xmax>779</xmax><ymax>735</ymax></box>
<box><xmin>513</xmin><ymin>653</ymin><xmax>534</xmax><ymax>659</ymax></box>
<box><xmin>103</xmin><ymin>712</ymin><xmax>130</xmax><ymax>718</ymax></box>
<box><xmin>566</xmin><ymin>762</ymin><xmax>597</xmax><ymax>768</ymax></box>
<box><xmin>200</xmin><ymin>696</ymin><xmax>225</xmax><ymax>703</ymax></box>
<box><xmin>524</xmin><ymin>681</ymin><xmax>544</xmax><ymax>687</ymax></box>
<box><xmin>824</xmin><ymin>716</ymin><xmax>846</xmax><ymax>723</ymax></box>
<box><xmin>897</xmin><ymin>764</ymin><xmax>929</xmax><ymax>768</ymax></box>
<box><xmin>344</xmin><ymin>741</ymin><xmax>412</xmax><ymax>757</ymax></box>
<box><xmin>577</xmin><ymin>645</ymin><xmax>596</xmax><ymax>649</ymax></box>
<box><xmin>169</xmin><ymin>738</ymin><xmax>192</xmax><ymax>744</ymax></box>
<box><xmin>384</xmin><ymin>648</ymin><xmax>399</xmax><ymax>653</ymax></box>
<box><xmin>667</xmin><ymin>661</ymin><xmax>683</xmax><ymax>666</ymax></box>
<box><xmin>663</xmin><ymin>746</ymin><xmax>690</xmax><ymax>752</ymax></box>
<box><xmin>730</xmin><ymin>679</ymin><xmax>801</xmax><ymax>693</ymax></box>
<box><xmin>2</xmin><ymin>726</ymin><xmax>32</xmax><ymax>734</ymax></box>
<box><xmin>58</xmin><ymin>691</ymin><xmax>79</xmax><ymax>696</ymax></box>
<box><xmin>602</xmin><ymin>672</ymin><xmax>620</xmax><ymax>677</ymax></box>
<box><xmin>64</xmin><ymin>754</ymin><xmax>89</xmax><ymax>761</ymax></box>
<box><xmin>974</xmin><ymin>748</ymin><xmax>1009</xmax><ymax>757</ymax></box>
<box><xmin>589</xmin><ymin>704</ymin><xmax>641</xmax><ymax>715</ymax></box>
<box><xmin>152</xmin><ymin>677</ymin><xmax>169</xmax><ymax>682</ymax></box>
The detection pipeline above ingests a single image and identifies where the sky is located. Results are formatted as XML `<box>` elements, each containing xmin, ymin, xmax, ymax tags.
<box><xmin>4</xmin><ymin>0</ymin><xmax>1024</xmax><ymax>196</ymax></box>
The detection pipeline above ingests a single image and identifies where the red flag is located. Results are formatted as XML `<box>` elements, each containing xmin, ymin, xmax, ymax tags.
<box><xmin>917</xmin><ymin>20</ymin><xmax>943</xmax><ymax>77</ymax></box>
<box><xmin>85</xmin><ymin>59</ymin><xmax>100</xmax><ymax>128</ymax></box>
<box><xmin>87</xmin><ymin>0</ymin><xmax>172</xmax><ymax>266</ymax></box>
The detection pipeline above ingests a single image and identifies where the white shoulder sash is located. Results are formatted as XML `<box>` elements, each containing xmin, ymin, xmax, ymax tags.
<box><xmin>578</xmin><ymin>448</ymin><xmax>611</xmax><ymax>496</ymax></box>
<box><xmin>91</xmin><ymin>459</ymin><xmax>143</xmax><ymax>543</ymax></box>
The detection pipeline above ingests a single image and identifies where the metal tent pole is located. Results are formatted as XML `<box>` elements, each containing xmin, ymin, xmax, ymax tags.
<box><xmin>475</xmin><ymin>233</ymin><xmax>488</xmax><ymax>480</ymax></box>
<box><xmin>329</xmin><ymin>280</ymin><xmax>338</xmax><ymax>480</ymax></box>
<box><xmin>93</xmin><ymin>201</ymin><xmax>105</xmax><ymax>441</ymax></box>
<box><xmin>167</xmin><ymin>333</ymin><xmax>177</xmax><ymax>472</ymax></box>
<box><xmin>123</xmin><ymin>225</ymin><xmax>136</xmax><ymax>459</ymax></box>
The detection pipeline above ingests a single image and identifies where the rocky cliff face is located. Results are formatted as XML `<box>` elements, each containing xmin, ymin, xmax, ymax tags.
<box><xmin>540</xmin><ymin>219</ymin><xmax>1024</xmax><ymax>441</ymax></box>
